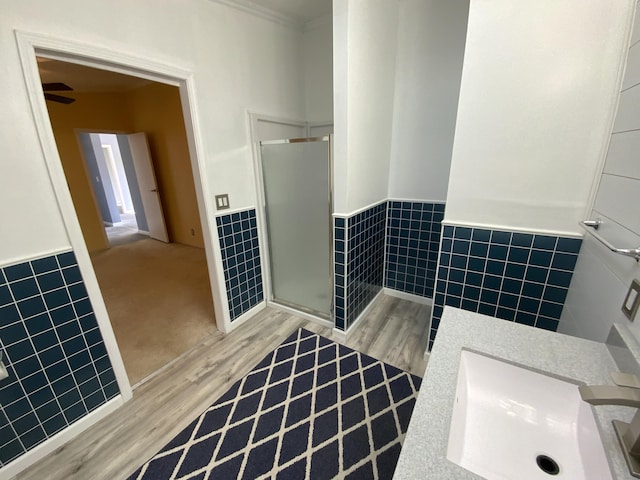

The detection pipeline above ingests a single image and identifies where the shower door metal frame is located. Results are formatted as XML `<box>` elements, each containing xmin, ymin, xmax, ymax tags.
<box><xmin>257</xmin><ymin>135</ymin><xmax>335</xmax><ymax>323</ymax></box>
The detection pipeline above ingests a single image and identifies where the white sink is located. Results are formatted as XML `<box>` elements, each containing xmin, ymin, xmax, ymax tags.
<box><xmin>446</xmin><ymin>350</ymin><xmax>612</xmax><ymax>480</ymax></box>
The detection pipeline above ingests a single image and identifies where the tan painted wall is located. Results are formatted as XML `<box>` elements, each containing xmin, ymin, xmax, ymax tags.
<box><xmin>46</xmin><ymin>83</ymin><xmax>203</xmax><ymax>251</ymax></box>
<box><xmin>127</xmin><ymin>83</ymin><xmax>204</xmax><ymax>248</ymax></box>
<box><xmin>46</xmin><ymin>92</ymin><xmax>132</xmax><ymax>252</ymax></box>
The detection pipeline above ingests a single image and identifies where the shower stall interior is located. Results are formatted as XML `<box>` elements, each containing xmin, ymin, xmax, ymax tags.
<box><xmin>259</xmin><ymin>136</ymin><xmax>333</xmax><ymax>320</ymax></box>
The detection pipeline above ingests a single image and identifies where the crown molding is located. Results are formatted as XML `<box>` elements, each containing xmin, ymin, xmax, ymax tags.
<box><xmin>209</xmin><ymin>0</ymin><xmax>304</xmax><ymax>30</ymax></box>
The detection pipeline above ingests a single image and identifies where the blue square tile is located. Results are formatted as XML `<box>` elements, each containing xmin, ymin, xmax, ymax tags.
<box><xmin>502</xmin><ymin>279</ymin><xmax>522</xmax><ymax>294</ymax></box>
<box><xmin>445</xmin><ymin>296</ymin><xmax>461</xmax><ymax>308</ymax></box>
<box><xmin>465</xmin><ymin>272</ymin><xmax>483</xmax><ymax>287</ymax></box>
<box><xmin>44</xmin><ymin>289</ymin><xmax>71</xmax><ymax>310</ymax></box>
<box><xmin>525</xmin><ymin>266</ymin><xmax>549</xmax><ymax>283</ymax></box>
<box><xmin>0</xmin><ymin>321</ymin><xmax>28</xmax><ymax>345</ymax></box>
<box><xmin>511</xmin><ymin>233</ymin><xmax>533</xmax><ymax>247</ymax></box>
<box><xmin>488</xmin><ymin>245</ymin><xmax>508</xmax><ymax>260</ymax></box>
<box><xmin>0</xmin><ymin>438</ymin><xmax>25</xmax><ymax>464</ymax></box>
<box><xmin>483</xmin><ymin>274</ymin><xmax>503</xmax><ymax>291</ymax></box>
<box><xmin>498</xmin><ymin>293</ymin><xmax>519</xmax><ymax>309</ymax></box>
<box><xmin>467</xmin><ymin>257</ymin><xmax>486</xmax><ymax>273</ymax></box>
<box><xmin>518</xmin><ymin>297</ymin><xmax>540</xmax><ymax>314</ymax></box>
<box><xmin>30</xmin><ymin>386</ymin><xmax>55</xmax><ymax>409</ymax></box>
<box><xmin>17</xmin><ymin>296</ymin><xmax>46</xmax><ymax>318</ymax></box>
<box><xmin>461</xmin><ymin>299</ymin><xmax>479</xmax><ymax>311</ymax></box>
<box><xmin>547</xmin><ymin>270</ymin><xmax>573</xmax><ymax>288</ymax></box>
<box><xmin>13</xmin><ymin>356</ymin><xmax>41</xmax><ymax>379</ymax></box>
<box><xmin>480</xmin><ymin>289</ymin><xmax>499</xmax><ymax>304</ymax></box>
<box><xmin>463</xmin><ymin>286</ymin><xmax>481</xmax><ymax>301</ymax></box>
<box><xmin>4</xmin><ymin>398</ymin><xmax>31</xmax><ymax>421</ymax></box>
<box><xmin>21</xmin><ymin>372</ymin><xmax>48</xmax><ymax>393</ymax></box>
<box><xmin>491</xmin><ymin>231</ymin><xmax>511</xmax><ymax>245</ymax></box>
<box><xmin>507</xmin><ymin>247</ymin><xmax>530</xmax><ymax>264</ymax></box>
<box><xmin>551</xmin><ymin>253</ymin><xmax>578</xmax><ymax>271</ymax></box>
<box><xmin>452</xmin><ymin>240</ymin><xmax>470</xmax><ymax>255</ymax></box>
<box><xmin>543</xmin><ymin>286</ymin><xmax>568</xmax><ymax>304</ymax></box>
<box><xmin>478</xmin><ymin>303</ymin><xmax>497</xmax><ymax>317</ymax></box>
<box><xmin>441</xmin><ymin>225</ymin><xmax>453</xmax><ymax>238</ymax></box>
<box><xmin>556</xmin><ymin>238</ymin><xmax>582</xmax><ymax>254</ymax></box>
<box><xmin>533</xmin><ymin>235</ymin><xmax>557</xmax><ymax>250</ymax></box>
<box><xmin>540</xmin><ymin>301</ymin><xmax>563</xmax><ymax>319</ymax></box>
<box><xmin>50</xmin><ymin>305</ymin><xmax>75</xmax><ymax>325</ymax></box>
<box><xmin>447</xmin><ymin>283</ymin><xmax>463</xmax><ymax>296</ymax></box>
<box><xmin>52</xmin><ymin>376</ymin><xmax>76</xmax><ymax>398</ymax></box>
<box><xmin>0</xmin><ymin>303</ymin><xmax>21</xmax><ymax>323</ymax></box>
<box><xmin>38</xmin><ymin>345</ymin><xmax>65</xmax><ymax>366</ymax></box>
<box><xmin>515</xmin><ymin>312</ymin><xmax>536</xmax><ymax>326</ymax></box>
<box><xmin>454</xmin><ymin>227</ymin><xmax>472</xmax><ymax>240</ymax></box>
<box><xmin>62</xmin><ymin>267</ymin><xmax>82</xmax><ymax>285</ymax></box>
<box><xmin>10</xmin><ymin>278</ymin><xmax>39</xmax><ymax>301</ymax></box>
<box><xmin>469</xmin><ymin>242</ymin><xmax>489</xmax><ymax>258</ymax></box>
<box><xmin>56</xmin><ymin>252</ymin><xmax>77</xmax><ymax>268</ymax></box>
<box><xmin>31</xmin><ymin>257</ymin><xmax>59</xmax><ymax>274</ymax></box>
<box><xmin>485</xmin><ymin>260</ymin><xmax>505</xmax><ymax>276</ymax></box>
<box><xmin>505</xmin><ymin>263</ymin><xmax>526</xmax><ymax>280</ymax></box>
<box><xmin>472</xmin><ymin>229</ymin><xmax>491</xmax><ymax>242</ymax></box>
<box><xmin>4</xmin><ymin>263</ymin><xmax>33</xmax><ymax>282</ymax></box>
<box><xmin>6</xmin><ymin>339</ymin><xmax>35</xmax><ymax>362</ymax></box>
<box><xmin>450</xmin><ymin>254</ymin><xmax>467</xmax><ymax>269</ymax></box>
<box><xmin>529</xmin><ymin>250</ymin><xmax>553</xmax><ymax>267</ymax></box>
<box><xmin>32</xmin><ymin>330</ymin><xmax>59</xmax><ymax>351</ymax></box>
<box><xmin>496</xmin><ymin>307</ymin><xmax>516</xmax><ymax>321</ymax></box>
<box><xmin>43</xmin><ymin>414</ymin><xmax>67</xmax><ymax>437</ymax></box>
<box><xmin>522</xmin><ymin>282</ymin><xmax>544</xmax><ymax>299</ymax></box>
<box><xmin>37</xmin><ymin>271</ymin><xmax>65</xmax><ymax>293</ymax></box>
<box><xmin>0</xmin><ymin>284</ymin><xmax>12</xmax><ymax>306</ymax></box>
<box><xmin>64</xmin><ymin>402</ymin><xmax>87</xmax><ymax>423</ymax></box>
<box><xmin>449</xmin><ymin>269</ymin><xmax>465</xmax><ymax>283</ymax></box>
<box><xmin>536</xmin><ymin>317</ymin><xmax>559</xmax><ymax>331</ymax></box>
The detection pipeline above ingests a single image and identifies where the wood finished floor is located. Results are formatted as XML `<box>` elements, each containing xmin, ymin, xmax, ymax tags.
<box><xmin>13</xmin><ymin>294</ymin><xmax>430</xmax><ymax>480</ymax></box>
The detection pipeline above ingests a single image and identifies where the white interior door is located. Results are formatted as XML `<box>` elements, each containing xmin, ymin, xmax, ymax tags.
<box><xmin>127</xmin><ymin>132</ymin><xmax>169</xmax><ymax>242</ymax></box>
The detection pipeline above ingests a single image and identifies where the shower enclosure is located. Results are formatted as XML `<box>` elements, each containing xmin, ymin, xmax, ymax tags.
<box><xmin>259</xmin><ymin>137</ymin><xmax>332</xmax><ymax>319</ymax></box>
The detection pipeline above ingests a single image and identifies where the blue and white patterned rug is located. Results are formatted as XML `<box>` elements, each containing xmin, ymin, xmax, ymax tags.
<box><xmin>128</xmin><ymin>328</ymin><xmax>422</xmax><ymax>480</ymax></box>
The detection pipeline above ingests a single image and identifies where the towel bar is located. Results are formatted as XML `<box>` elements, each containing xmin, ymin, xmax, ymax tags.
<box><xmin>580</xmin><ymin>220</ymin><xmax>640</xmax><ymax>262</ymax></box>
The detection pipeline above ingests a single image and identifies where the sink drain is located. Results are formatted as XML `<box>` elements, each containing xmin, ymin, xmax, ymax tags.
<box><xmin>536</xmin><ymin>455</ymin><xmax>560</xmax><ymax>475</ymax></box>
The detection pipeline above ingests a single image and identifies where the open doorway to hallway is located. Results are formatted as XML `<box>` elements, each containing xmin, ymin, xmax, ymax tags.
<box><xmin>37</xmin><ymin>56</ymin><xmax>218</xmax><ymax>386</ymax></box>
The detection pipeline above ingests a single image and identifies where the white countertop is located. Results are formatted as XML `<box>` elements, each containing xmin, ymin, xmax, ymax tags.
<box><xmin>393</xmin><ymin>306</ymin><xmax>637</xmax><ymax>479</ymax></box>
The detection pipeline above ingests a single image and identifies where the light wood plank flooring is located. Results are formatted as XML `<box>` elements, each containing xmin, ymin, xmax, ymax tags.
<box><xmin>13</xmin><ymin>294</ymin><xmax>429</xmax><ymax>480</ymax></box>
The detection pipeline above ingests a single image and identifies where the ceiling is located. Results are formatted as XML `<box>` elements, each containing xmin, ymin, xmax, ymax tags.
<box><xmin>220</xmin><ymin>0</ymin><xmax>332</xmax><ymax>25</ymax></box>
<box><xmin>37</xmin><ymin>57</ymin><xmax>152</xmax><ymax>93</ymax></box>
<box><xmin>36</xmin><ymin>0</ymin><xmax>332</xmax><ymax>95</ymax></box>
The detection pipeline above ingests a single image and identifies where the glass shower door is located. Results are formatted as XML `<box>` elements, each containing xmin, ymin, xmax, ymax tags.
<box><xmin>260</xmin><ymin>138</ymin><xmax>331</xmax><ymax>317</ymax></box>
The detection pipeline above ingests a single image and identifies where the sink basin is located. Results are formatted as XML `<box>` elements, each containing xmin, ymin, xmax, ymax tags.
<box><xmin>446</xmin><ymin>350</ymin><xmax>612</xmax><ymax>479</ymax></box>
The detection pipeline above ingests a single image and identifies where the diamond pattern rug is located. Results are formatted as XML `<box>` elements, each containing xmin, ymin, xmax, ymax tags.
<box><xmin>128</xmin><ymin>328</ymin><xmax>422</xmax><ymax>480</ymax></box>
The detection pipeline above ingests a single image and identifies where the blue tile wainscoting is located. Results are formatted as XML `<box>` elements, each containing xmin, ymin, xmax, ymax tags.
<box><xmin>429</xmin><ymin>225</ymin><xmax>582</xmax><ymax>350</ymax></box>
<box><xmin>334</xmin><ymin>202</ymin><xmax>387</xmax><ymax>332</ymax></box>
<box><xmin>385</xmin><ymin>201</ymin><xmax>444</xmax><ymax>298</ymax></box>
<box><xmin>216</xmin><ymin>208</ymin><xmax>264</xmax><ymax>322</ymax></box>
<box><xmin>0</xmin><ymin>251</ymin><xmax>119</xmax><ymax>467</ymax></box>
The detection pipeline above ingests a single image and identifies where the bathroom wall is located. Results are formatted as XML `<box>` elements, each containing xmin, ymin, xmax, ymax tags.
<box><xmin>387</xmin><ymin>0</ymin><xmax>469</xmax><ymax>203</ymax></box>
<box><xmin>1</xmin><ymin>0</ymin><xmax>306</xmax><ymax>472</ymax></box>
<box><xmin>561</xmin><ymin>4</ymin><xmax>640</xmax><ymax>343</ymax></box>
<box><xmin>303</xmin><ymin>16</ymin><xmax>333</xmax><ymax>124</ymax></box>
<box><xmin>430</xmin><ymin>0</ymin><xmax>635</xmax><ymax>348</ymax></box>
<box><xmin>333</xmin><ymin>0</ymin><xmax>398</xmax><ymax>215</ymax></box>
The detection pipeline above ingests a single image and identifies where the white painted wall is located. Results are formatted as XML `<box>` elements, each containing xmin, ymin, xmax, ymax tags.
<box><xmin>388</xmin><ymin>0</ymin><xmax>469</xmax><ymax>202</ymax></box>
<box><xmin>561</xmin><ymin>3</ymin><xmax>640</xmax><ymax>343</ymax></box>
<box><xmin>1</xmin><ymin>0</ymin><xmax>305</xmax><ymax>263</ymax></box>
<box><xmin>333</xmin><ymin>0</ymin><xmax>399</xmax><ymax>214</ymax></box>
<box><xmin>444</xmin><ymin>0</ymin><xmax>633</xmax><ymax>236</ymax></box>
<box><xmin>303</xmin><ymin>16</ymin><xmax>333</xmax><ymax>123</ymax></box>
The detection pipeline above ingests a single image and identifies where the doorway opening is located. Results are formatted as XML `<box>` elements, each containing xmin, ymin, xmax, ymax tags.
<box><xmin>36</xmin><ymin>56</ymin><xmax>218</xmax><ymax>386</ymax></box>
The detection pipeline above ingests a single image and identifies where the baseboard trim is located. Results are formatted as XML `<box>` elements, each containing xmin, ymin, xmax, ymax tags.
<box><xmin>268</xmin><ymin>302</ymin><xmax>333</xmax><ymax>328</ymax></box>
<box><xmin>332</xmin><ymin>289</ymin><xmax>384</xmax><ymax>341</ymax></box>
<box><xmin>383</xmin><ymin>288</ymin><xmax>432</xmax><ymax>305</ymax></box>
<box><xmin>228</xmin><ymin>301</ymin><xmax>267</xmax><ymax>331</ymax></box>
<box><xmin>0</xmin><ymin>396</ymin><xmax>124</xmax><ymax>478</ymax></box>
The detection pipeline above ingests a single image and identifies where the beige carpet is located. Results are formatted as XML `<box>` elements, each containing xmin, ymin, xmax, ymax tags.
<box><xmin>91</xmin><ymin>239</ymin><xmax>217</xmax><ymax>385</ymax></box>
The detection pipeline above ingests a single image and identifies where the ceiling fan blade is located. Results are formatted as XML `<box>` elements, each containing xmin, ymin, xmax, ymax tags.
<box><xmin>42</xmin><ymin>82</ymin><xmax>73</xmax><ymax>92</ymax></box>
<box><xmin>44</xmin><ymin>93</ymin><xmax>76</xmax><ymax>104</ymax></box>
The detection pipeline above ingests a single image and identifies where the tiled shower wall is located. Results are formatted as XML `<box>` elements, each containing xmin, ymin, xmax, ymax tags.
<box><xmin>0</xmin><ymin>251</ymin><xmax>119</xmax><ymax>467</ymax></box>
<box><xmin>216</xmin><ymin>209</ymin><xmax>264</xmax><ymax>322</ymax></box>
<box><xmin>384</xmin><ymin>201</ymin><xmax>444</xmax><ymax>298</ymax></box>
<box><xmin>430</xmin><ymin>225</ymin><xmax>582</xmax><ymax>349</ymax></box>
<box><xmin>334</xmin><ymin>202</ymin><xmax>387</xmax><ymax>331</ymax></box>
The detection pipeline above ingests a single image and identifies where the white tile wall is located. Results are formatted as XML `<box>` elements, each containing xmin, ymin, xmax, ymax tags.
<box><xmin>562</xmin><ymin>5</ymin><xmax>640</xmax><ymax>342</ymax></box>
